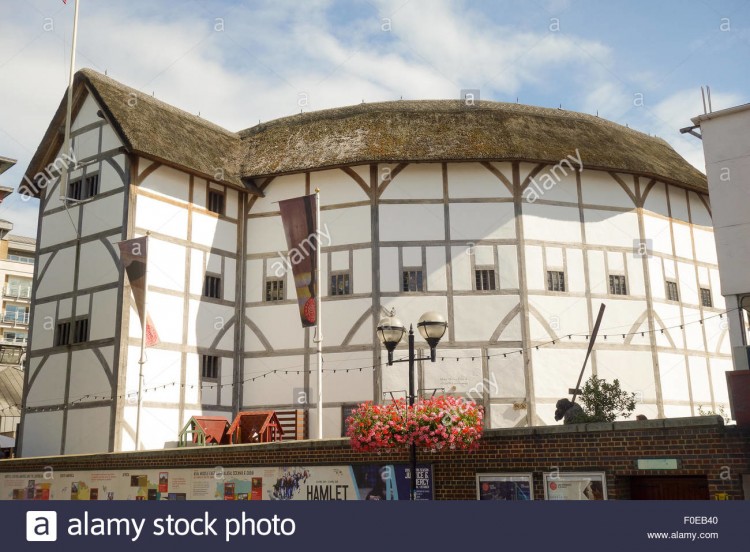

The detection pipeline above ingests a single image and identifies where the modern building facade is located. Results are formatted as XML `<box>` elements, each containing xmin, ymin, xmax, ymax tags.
<box><xmin>692</xmin><ymin>104</ymin><xmax>750</xmax><ymax>370</ymax></box>
<box><xmin>16</xmin><ymin>69</ymin><xmax>732</xmax><ymax>456</ymax></box>
<box><xmin>0</xmin><ymin>158</ymin><xmax>35</xmax><ymax>439</ymax></box>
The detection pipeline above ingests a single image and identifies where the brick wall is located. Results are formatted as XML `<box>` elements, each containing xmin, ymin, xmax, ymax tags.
<box><xmin>2</xmin><ymin>416</ymin><xmax>748</xmax><ymax>499</ymax></box>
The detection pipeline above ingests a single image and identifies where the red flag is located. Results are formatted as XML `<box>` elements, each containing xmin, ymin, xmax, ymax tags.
<box><xmin>278</xmin><ymin>194</ymin><xmax>318</xmax><ymax>327</ymax></box>
<box><xmin>118</xmin><ymin>237</ymin><xmax>160</xmax><ymax>347</ymax></box>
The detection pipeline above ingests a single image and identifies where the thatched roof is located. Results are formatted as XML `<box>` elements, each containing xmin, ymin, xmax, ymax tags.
<box><xmin>236</xmin><ymin>101</ymin><xmax>707</xmax><ymax>190</ymax></box>
<box><xmin>23</xmin><ymin>69</ymin><xmax>706</xmax><ymax>196</ymax></box>
<box><xmin>22</xmin><ymin>69</ymin><xmax>242</xmax><ymax>195</ymax></box>
<box><xmin>0</xmin><ymin>365</ymin><xmax>23</xmax><ymax>419</ymax></box>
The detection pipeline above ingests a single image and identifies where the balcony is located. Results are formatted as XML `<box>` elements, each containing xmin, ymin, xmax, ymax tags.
<box><xmin>2</xmin><ymin>286</ymin><xmax>32</xmax><ymax>301</ymax></box>
<box><xmin>0</xmin><ymin>335</ymin><xmax>27</xmax><ymax>346</ymax></box>
<box><xmin>1</xmin><ymin>311</ymin><xmax>29</xmax><ymax>327</ymax></box>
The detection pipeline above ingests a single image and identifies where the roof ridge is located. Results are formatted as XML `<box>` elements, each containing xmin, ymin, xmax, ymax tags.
<box><xmin>238</xmin><ymin>99</ymin><xmax>660</xmax><ymax>143</ymax></box>
<box><xmin>79</xmin><ymin>68</ymin><xmax>239</xmax><ymax>139</ymax></box>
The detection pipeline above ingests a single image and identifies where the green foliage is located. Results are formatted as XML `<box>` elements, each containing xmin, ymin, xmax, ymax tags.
<box><xmin>697</xmin><ymin>404</ymin><xmax>731</xmax><ymax>424</ymax></box>
<box><xmin>577</xmin><ymin>375</ymin><xmax>637</xmax><ymax>423</ymax></box>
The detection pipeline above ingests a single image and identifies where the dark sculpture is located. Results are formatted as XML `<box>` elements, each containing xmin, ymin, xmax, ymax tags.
<box><xmin>554</xmin><ymin>398</ymin><xmax>585</xmax><ymax>424</ymax></box>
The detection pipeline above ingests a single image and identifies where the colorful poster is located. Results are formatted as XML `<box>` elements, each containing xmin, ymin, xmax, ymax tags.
<box><xmin>351</xmin><ymin>464</ymin><xmax>433</xmax><ymax>500</ymax></box>
<box><xmin>476</xmin><ymin>473</ymin><xmax>533</xmax><ymax>500</ymax></box>
<box><xmin>158</xmin><ymin>472</ymin><xmax>169</xmax><ymax>493</ymax></box>
<box><xmin>0</xmin><ymin>464</ymin><xmax>434</xmax><ymax>501</ymax></box>
<box><xmin>543</xmin><ymin>472</ymin><xmax>607</xmax><ymax>500</ymax></box>
<box><xmin>278</xmin><ymin>194</ymin><xmax>318</xmax><ymax>327</ymax></box>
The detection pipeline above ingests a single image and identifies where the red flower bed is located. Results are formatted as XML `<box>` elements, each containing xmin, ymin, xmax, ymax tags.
<box><xmin>346</xmin><ymin>396</ymin><xmax>483</xmax><ymax>453</ymax></box>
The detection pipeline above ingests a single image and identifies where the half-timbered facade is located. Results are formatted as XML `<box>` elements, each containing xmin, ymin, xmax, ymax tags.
<box><xmin>16</xmin><ymin>69</ymin><xmax>731</xmax><ymax>456</ymax></box>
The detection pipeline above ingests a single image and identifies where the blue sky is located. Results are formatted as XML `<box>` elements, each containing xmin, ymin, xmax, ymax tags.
<box><xmin>1</xmin><ymin>0</ymin><xmax>748</xmax><ymax>237</ymax></box>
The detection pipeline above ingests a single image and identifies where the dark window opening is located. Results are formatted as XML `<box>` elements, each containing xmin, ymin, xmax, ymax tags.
<box><xmin>73</xmin><ymin>317</ymin><xmax>89</xmax><ymax>343</ymax></box>
<box><xmin>475</xmin><ymin>269</ymin><xmax>496</xmax><ymax>291</ymax></box>
<box><xmin>547</xmin><ymin>270</ymin><xmax>566</xmax><ymax>292</ymax></box>
<box><xmin>203</xmin><ymin>275</ymin><xmax>222</xmax><ymax>299</ymax></box>
<box><xmin>609</xmin><ymin>274</ymin><xmax>628</xmax><ymax>295</ymax></box>
<box><xmin>265</xmin><ymin>279</ymin><xmax>285</xmax><ymax>301</ymax></box>
<box><xmin>208</xmin><ymin>190</ymin><xmax>225</xmax><ymax>215</ymax></box>
<box><xmin>330</xmin><ymin>272</ymin><xmax>351</xmax><ymax>296</ymax></box>
<box><xmin>201</xmin><ymin>355</ymin><xmax>219</xmax><ymax>380</ymax></box>
<box><xmin>55</xmin><ymin>321</ymin><xmax>71</xmax><ymax>346</ymax></box>
<box><xmin>402</xmin><ymin>269</ymin><xmax>424</xmax><ymax>292</ymax></box>
<box><xmin>700</xmin><ymin>288</ymin><xmax>712</xmax><ymax>307</ymax></box>
<box><xmin>666</xmin><ymin>281</ymin><xmax>679</xmax><ymax>302</ymax></box>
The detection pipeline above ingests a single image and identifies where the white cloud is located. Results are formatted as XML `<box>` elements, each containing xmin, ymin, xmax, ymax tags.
<box><xmin>0</xmin><ymin>1</ymin><xmax>746</xmax><ymax>236</ymax></box>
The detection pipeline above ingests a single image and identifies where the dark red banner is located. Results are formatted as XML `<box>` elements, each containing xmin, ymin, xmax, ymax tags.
<box><xmin>278</xmin><ymin>194</ymin><xmax>318</xmax><ymax>327</ymax></box>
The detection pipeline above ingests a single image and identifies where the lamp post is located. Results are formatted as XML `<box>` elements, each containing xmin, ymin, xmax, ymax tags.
<box><xmin>377</xmin><ymin>310</ymin><xmax>448</xmax><ymax>500</ymax></box>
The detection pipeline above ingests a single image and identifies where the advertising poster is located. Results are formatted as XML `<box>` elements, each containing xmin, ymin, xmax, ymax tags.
<box><xmin>476</xmin><ymin>473</ymin><xmax>533</xmax><ymax>500</ymax></box>
<box><xmin>351</xmin><ymin>464</ymin><xmax>434</xmax><ymax>500</ymax></box>
<box><xmin>0</xmin><ymin>464</ymin><xmax>434</xmax><ymax>501</ymax></box>
<box><xmin>543</xmin><ymin>472</ymin><xmax>607</xmax><ymax>500</ymax></box>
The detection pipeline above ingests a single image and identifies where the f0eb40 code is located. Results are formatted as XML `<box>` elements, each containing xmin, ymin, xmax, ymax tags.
<box><xmin>683</xmin><ymin>516</ymin><xmax>718</xmax><ymax>525</ymax></box>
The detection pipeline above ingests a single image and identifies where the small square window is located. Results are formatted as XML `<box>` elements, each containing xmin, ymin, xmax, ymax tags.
<box><xmin>265</xmin><ymin>278</ymin><xmax>285</xmax><ymax>301</ymax></box>
<box><xmin>475</xmin><ymin>269</ymin><xmax>496</xmax><ymax>291</ymax></box>
<box><xmin>73</xmin><ymin>318</ymin><xmax>89</xmax><ymax>343</ymax></box>
<box><xmin>67</xmin><ymin>179</ymin><xmax>83</xmax><ymax>201</ymax></box>
<box><xmin>666</xmin><ymin>281</ymin><xmax>679</xmax><ymax>302</ymax></box>
<box><xmin>330</xmin><ymin>272</ymin><xmax>351</xmax><ymax>296</ymax></box>
<box><xmin>402</xmin><ymin>269</ymin><xmax>424</xmax><ymax>292</ymax></box>
<box><xmin>700</xmin><ymin>288</ymin><xmax>713</xmax><ymax>307</ymax></box>
<box><xmin>85</xmin><ymin>174</ymin><xmax>99</xmax><ymax>198</ymax></box>
<box><xmin>203</xmin><ymin>275</ymin><xmax>222</xmax><ymax>299</ymax></box>
<box><xmin>207</xmin><ymin>190</ymin><xmax>225</xmax><ymax>215</ymax></box>
<box><xmin>609</xmin><ymin>275</ymin><xmax>627</xmax><ymax>296</ymax></box>
<box><xmin>55</xmin><ymin>321</ymin><xmax>71</xmax><ymax>346</ymax></box>
<box><xmin>547</xmin><ymin>270</ymin><xmax>566</xmax><ymax>292</ymax></box>
<box><xmin>201</xmin><ymin>355</ymin><xmax>219</xmax><ymax>380</ymax></box>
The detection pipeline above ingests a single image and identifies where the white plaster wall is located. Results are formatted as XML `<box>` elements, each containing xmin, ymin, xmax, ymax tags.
<box><xmin>135</xmin><ymin>195</ymin><xmax>188</xmax><ymax>240</ymax></box>
<box><xmin>450</xmin><ymin>202</ymin><xmax>516</xmax><ymax>241</ymax></box>
<box><xmin>379</xmin><ymin>204</ymin><xmax>444</xmax><ymax>242</ymax></box>
<box><xmin>381</xmin><ymin>163</ymin><xmax>443</xmax><ymax>200</ymax></box>
<box><xmin>19</xmin><ymin>412</ymin><xmax>64</xmax><ymax>457</ymax></box>
<box><xmin>353</xmin><ymin>248</ymin><xmax>372</xmax><ymax>294</ymax></box>
<box><xmin>580</xmin><ymin>172</ymin><xmax>635</xmax><ymax>208</ymax></box>
<box><xmin>139</xmin><ymin>164</ymin><xmax>191</xmax><ymax>204</ymax></box>
<box><xmin>77</xmin><ymin>239</ymin><xmax>120</xmax><ymax>290</ymax></box>
<box><xmin>65</xmin><ymin>407</ymin><xmax>111</xmax><ymax>454</ymax></box>
<box><xmin>312</xmin><ymin>167</ymin><xmax>370</xmax><ymax>205</ymax></box>
<box><xmin>447</xmin><ymin>162</ymin><xmax>512</xmax><ymax>198</ymax></box>
<box><xmin>25</xmin><ymin>354</ymin><xmax>67</xmax><ymax>407</ymax></box>
<box><xmin>89</xmin><ymin>288</ymin><xmax>118</xmax><ymax>342</ymax></box>
<box><xmin>191</xmin><ymin>213</ymin><xmax>236</xmax><ymax>251</ymax></box>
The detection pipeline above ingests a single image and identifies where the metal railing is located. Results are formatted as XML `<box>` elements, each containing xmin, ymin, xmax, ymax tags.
<box><xmin>2</xmin><ymin>286</ymin><xmax>32</xmax><ymax>300</ymax></box>
<box><xmin>0</xmin><ymin>336</ymin><xmax>27</xmax><ymax>346</ymax></box>
<box><xmin>1</xmin><ymin>312</ymin><xmax>29</xmax><ymax>325</ymax></box>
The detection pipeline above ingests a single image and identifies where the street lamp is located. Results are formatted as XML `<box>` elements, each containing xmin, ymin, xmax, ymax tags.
<box><xmin>377</xmin><ymin>310</ymin><xmax>448</xmax><ymax>500</ymax></box>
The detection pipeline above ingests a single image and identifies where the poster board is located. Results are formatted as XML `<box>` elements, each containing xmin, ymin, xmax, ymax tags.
<box><xmin>0</xmin><ymin>464</ymin><xmax>434</xmax><ymax>501</ymax></box>
<box><xmin>543</xmin><ymin>472</ymin><xmax>607</xmax><ymax>500</ymax></box>
<box><xmin>475</xmin><ymin>473</ymin><xmax>533</xmax><ymax>500</ymax></box>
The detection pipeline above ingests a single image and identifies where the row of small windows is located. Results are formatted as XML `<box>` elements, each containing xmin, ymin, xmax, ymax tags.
<box><xmin>259</xmin><ymin>269</ymin><xmax>714</xmax><ymax>307</ymax></box>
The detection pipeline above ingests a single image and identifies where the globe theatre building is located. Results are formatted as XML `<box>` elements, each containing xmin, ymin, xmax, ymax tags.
<box><xmin>16</xmin><ymin>69</ymin><xmax>730</xmax><ymax>456</ymax></box>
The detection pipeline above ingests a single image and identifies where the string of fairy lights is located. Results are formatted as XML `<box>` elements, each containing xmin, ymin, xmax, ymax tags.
<box><xmin>0</xmin><ymin>306</ymin><xmax>735</xmax><ymax>415</ymax></box>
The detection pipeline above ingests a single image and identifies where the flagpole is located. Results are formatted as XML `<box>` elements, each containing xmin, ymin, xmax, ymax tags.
<box><xmin>134</xmin><ymin>233</ymin><xmax>149</xmax><ymax>451</ymax></box>
<box><xmin>60</xmin><ymin>0</ymin><xmax>80</xmax><ymax>202</ymax></box>
<box><xmin>314</xmin><ymin>189</ymin><xmax>323</xmax><ymax>439</ymax></box>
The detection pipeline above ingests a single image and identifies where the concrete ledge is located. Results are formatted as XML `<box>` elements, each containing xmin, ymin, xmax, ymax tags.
<box><xmin>482</xmin><ymin>415</ymin><xmax>725</xmax><ymax>438</ymax></box>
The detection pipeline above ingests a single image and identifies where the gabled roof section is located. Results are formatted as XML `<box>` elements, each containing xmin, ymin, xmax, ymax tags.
<box><xmin>22</xmin><ymin>69</ymin><xmax>242</xmax><ymax>196</ymax></box>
